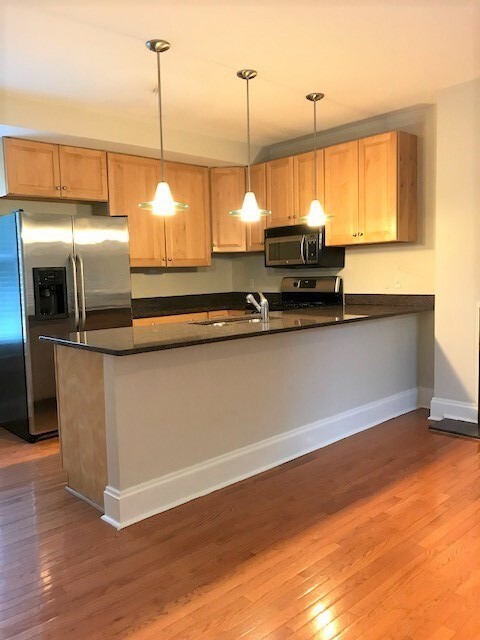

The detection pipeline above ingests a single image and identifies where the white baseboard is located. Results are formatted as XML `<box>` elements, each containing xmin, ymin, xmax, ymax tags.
<box><xmin>102</xmin><ymin>387</ymin><xmax>419</xmax><ymax>530</ymax></box>
<box><xmin>418</xmin><ymin>387</ymin><xmax>434</xmax><ymax>409</ymax></box>
<box><xmin>429</xmin><ymin>396</ymin><xmax>478</xmax><ymax>423</ymax></box>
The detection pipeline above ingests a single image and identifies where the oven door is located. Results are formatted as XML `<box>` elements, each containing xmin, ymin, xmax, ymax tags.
<box><xmin>265</xmin><ymin>234</ymin><xmax>306</xmax><ymax>266</ymax></box>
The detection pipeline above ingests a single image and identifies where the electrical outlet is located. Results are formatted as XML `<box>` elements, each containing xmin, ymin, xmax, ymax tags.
<box><xmin>249</xmin><ymin>278</ymin><xmax>255</xmax><ymax>290</ymax></box>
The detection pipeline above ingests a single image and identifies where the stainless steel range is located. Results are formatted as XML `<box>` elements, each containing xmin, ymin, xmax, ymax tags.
<box><xmin>279</xmin><ymin>276</ymin><xmax>344</xmax><ymax>310</ymax></box>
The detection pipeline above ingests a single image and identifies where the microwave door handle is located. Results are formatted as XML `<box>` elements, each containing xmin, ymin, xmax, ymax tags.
<box><xmin>300</xmin><ymin>235</ymin><xmax>306</xmax><ymax>264</ymax></box>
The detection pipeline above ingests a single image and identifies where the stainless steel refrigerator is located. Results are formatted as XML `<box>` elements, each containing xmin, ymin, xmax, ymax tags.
<box><xmin>0</xmin><ymin>210</ymin><xmax>132</xmax><ymax>441</ymax></box>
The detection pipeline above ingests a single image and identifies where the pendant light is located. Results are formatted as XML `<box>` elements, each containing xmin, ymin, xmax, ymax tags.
<box><xmin>138</xmin><ymin>39</ymin><xmax>188</xmax><ymax>216</ymax></box>
<box><xmin>304</xmin><ymin>92</ymin><xmax>328</xmax><ymax>227</ymax></box>
<box><xmin>230</xmin><ymin>70</ymin><xmax>270</xmax><ymax>223</ymax></box>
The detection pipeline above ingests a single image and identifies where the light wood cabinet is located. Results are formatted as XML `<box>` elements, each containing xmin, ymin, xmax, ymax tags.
<box><xmin>325</xmin><ymin>132</ymin><xmax>417</xmax><ymax>246</ymax></box>
<box><xmin>293</xmin><ymin>150</ymin><xmax>325</xmax><ymax>221</ymax></box>
<box><xmin>1</xmin><ymin>138</ymin><xmax>107</xmax><ymax>201</ymax></box>
<box><xmin>2</xmin><ymin>138</ymin><xmax>61</xmax><ymax>198</ymax></box>
<box><xmin>108</xmin><ymin>155</ymin><xmax>211</xmax><ymax>268</ymax></box>
<box><xmin>325</xmin><ymin>141</ymin><xmax>359</xmax><ymax>246</ymax></box>
<box><xmin>133</xmin><ymin>309</ymin><xmax>246</xmax><ymax>326</ymax></box>
<box><xmin>210</xmin><ymin>167</ymin><xmax>246</xmax><ymax>252</ymax></box>
<box><xmin>246</xmin><ymin>163</ymin><xmax>268</xmax><ymax>252</ymax></box>
<box><xmin>58</xmin><ymin>146</ymin><xmax>108</xmax><ymax>201</ymax></box>
<box><xmin>107</xmin><ymin>153</ymin><xmax>166</xmax><ymax>267</ymax></box>
<box><xmin>164</xmin><ymin>162</ymin><xmax>211</xmax><ymax>267</ymax></box>
<box><xmin>266</xmin><ymin>156</ymin><xmax>295</xmax><ymax>228</ymax></box>
<box><xmin>133</xmin><ymin>312</ymin><xmax>208</xmax><ymax>326</ymax></box>
<box><xmin>359</xmin><ymin>131</ymin><xmax>416</xmax><ymax>244</ymax></box>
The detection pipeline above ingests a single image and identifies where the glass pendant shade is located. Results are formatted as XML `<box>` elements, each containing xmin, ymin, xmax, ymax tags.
<box><xmin>139</xmin><ymin>181</ymin><xmax>188</xmax><ymax>216</ymax></box>
<box><xmin>139</xmin><ymin>39</ymin><xmax>187</xmax><ymax>216</ymax></box>
<box><xmin>229</xmin><ymin>69</ymin><xmax>270</xmax><ymax>223</ymax></box>
<box><xmin>300</xmin><ymin>91</ymin><xmax>332</xmax><ymax>228</ymax></box>
<box><xmin>230</xmin><ymin>191</ymin><xmax>270</xmax><ymax>222</ymax></box>
<box><xmin>305</xmin><ymin>199</ymin><xmax>327</xmax><ymax>227</ymax></box>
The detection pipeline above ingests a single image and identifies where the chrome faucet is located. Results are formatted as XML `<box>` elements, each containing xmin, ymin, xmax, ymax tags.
<box><xmin>246</xmin><ymin>292</ymin><xmax>269</xmax><ymax>322</ymax></box>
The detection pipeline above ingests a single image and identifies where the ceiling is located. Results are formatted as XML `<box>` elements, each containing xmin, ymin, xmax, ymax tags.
<box><xmin>1</xmin><ymin>0</ymin><xmax>479</xmax><ymax>148</ymax></box>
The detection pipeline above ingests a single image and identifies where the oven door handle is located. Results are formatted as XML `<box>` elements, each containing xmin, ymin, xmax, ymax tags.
<box><xmin>300</xmin><ymin>235</ymin><xmax>307</xmax><ymax>264</ymax></box>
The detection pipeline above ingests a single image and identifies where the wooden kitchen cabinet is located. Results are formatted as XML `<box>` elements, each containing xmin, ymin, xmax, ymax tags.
<box><xmin>246</xmin><ymin>163</ymin><xmax>268</xmax><ymax>252</ymax></box>
<box><xmin>133</xmin><ymin>309</ymin><xmax>246</xmax><ymax>326</ymax></box>
<box><xmin>324</xmin><ymin>140</ymin><xmax>359</xmax><ymax>246</ymax></box>
<box><xmin>325</xmin><ymin>132</ymin><xmax>417</xmax><ymax>246</ymax></box>
<box><xmin>58</xmin><ymin>146</ymin><xmax>108</xmax><ymax>201</ymax></box>
<box><xmin>210</xmin><ymin>166</ymin><xmax>246</xmax><ymax>252</ymax></box>
<box><xmin>107</xmin><ymin>153</ymin><xmax>166</xmax><ymax>267</ymax></box>
<box><xmin>164</xmin><ymin>162</ymin><xmax>211</xmax><ymax>267</ymax></box>
<box><xmin>266</xmin><ymin>156</ymin><xmax>295</xmax><ymax>228</ymax></box>
<box><xmin>293</xmin><ymin>150</ymin><xmax>325</xmax><ymax>221</ymax></box>
<box><xmin>108</xmin><ymin>155</ymin><xmax>210</xmax><ymax>268</ymax></box>
<box><xmin>1</xmin><ymin>138</ymin><xmax>108</xmax><ymax>201</ymax></box>
<box><xmin>358</xmin><ymin>131</ymin><xmax>417</xmax><ymax>244</ymax></box>
<box><xmin>2</xmin><ymin>138</ymin><xmax>61</xmax><ymax>198</ymax></box>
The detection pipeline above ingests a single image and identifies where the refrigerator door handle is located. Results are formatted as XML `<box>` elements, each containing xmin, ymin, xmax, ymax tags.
<box><xmin>69</xmin><ymin>253</ymin><xmax>80</xmax><ymax>330</ymax></box>
<box><xmin>76</xmin><ymin>253</ymin><xmax>87</xmax><ymax>331</ymax></box>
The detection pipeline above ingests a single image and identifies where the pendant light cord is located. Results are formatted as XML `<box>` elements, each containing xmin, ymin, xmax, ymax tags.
<box><xmin>156</xmin><ymin>51</ymin><xmax>165</xmax><ymax>181</ymax></box>
<box><xmin>313</xmin><ymin>99</ymin><xmax>317</xmax><ymax>201</ymax></box>
<box><xmin>246</xmin><ymin>78</ymin><xmax>251</xmax><ymax>192</ymax></box>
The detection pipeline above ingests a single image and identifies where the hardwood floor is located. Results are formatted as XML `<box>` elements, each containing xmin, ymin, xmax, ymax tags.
<box><xmin>1</xmin><ymin>409</ymin><xmax>479</xmax><ymax>639</ymax></box>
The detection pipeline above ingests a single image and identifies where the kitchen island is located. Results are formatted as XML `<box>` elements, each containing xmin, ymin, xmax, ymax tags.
<box><xmin>43</xmin><ymin>301</ymin><xmax>433</xmax><ymax>529</ymax></box>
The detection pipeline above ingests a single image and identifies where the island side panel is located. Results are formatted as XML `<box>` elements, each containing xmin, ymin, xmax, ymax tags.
<box><xmin>54</xmin><ymin>345</ymin><xmax>108</xmax><ymax>509</ymax></box>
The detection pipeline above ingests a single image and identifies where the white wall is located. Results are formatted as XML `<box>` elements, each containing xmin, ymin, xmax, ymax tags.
<box><xmin>130</xmin><ymin>256</ymin><xmax>234</xmax><ymax>298</ymax></box>
<box><xmin>431</xmin><ymin>79</ymin><xmax>480</xmax><ymax>421</ymax></box>
<box><xmin>234</xmin><ymin>104</ymin><xmax>436</xmax><ymax>295</ymax></box>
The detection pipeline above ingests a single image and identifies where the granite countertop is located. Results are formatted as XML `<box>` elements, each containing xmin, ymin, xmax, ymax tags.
<box><xmin>40</xmin><ymin>302</ymin><xmax>433</xmax><ymax>356</ymax></box>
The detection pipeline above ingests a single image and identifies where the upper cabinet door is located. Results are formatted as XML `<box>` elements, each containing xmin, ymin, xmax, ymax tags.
<box><xmin>246</xmin><ymin>163</ymin><xmax>268</xmax><ymax>252</ymax></box>
<box><xmin>58</xmin><ymin>146</ymin><xmax>108</xmax><ymax>201</ymax></box>
<box><xmin>3</xmin><ymin>138</ymin><xmax>61</xmax><ymax>198</ymax></box>
<box><xmin>266</xmin><ymin>156</ymin><xmax>295</xmax><ymax>228</ymax></box>
<box><xmin>324</xmin><ymin>141</ymin><xmax>359</xmax><ymax>246</ymax></box>
<box><xmin>293</xmin><ymin>150</ymin><xmax>325</xmax><ymax>221</ymax></box>
<box><xmin>107</xmin><ymin>153</ymin><xmax>166</xmax><ymax>267</ymax></box>
<box><xmin>358</xmin><ymin>132</ymin><xmax>398</xmax><ymax>244</ymax></box>
<box><xmin>210</xmin><ymin>167</ymin><xmax>246</xmax><ymax>252</ymax></box>
<box><xmin>164</xmin><ymin>162</ymin><xmax>211</xmax><ymax>267</ymax></box>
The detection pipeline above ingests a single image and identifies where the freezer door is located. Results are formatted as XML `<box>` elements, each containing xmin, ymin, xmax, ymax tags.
<box><xmin>73</xmin><ymin>216</ymin><xmax>132</xmax><ymax>331</ymax></box>
<box><xmin>19</xmin><ymin>212</ymin><xmax>77</xmax><ymax>437</ymax></box>
<box><xmin>0</xmin><ymin>214</ymin><xmax>29</xmax><ymax>439</ymax></box>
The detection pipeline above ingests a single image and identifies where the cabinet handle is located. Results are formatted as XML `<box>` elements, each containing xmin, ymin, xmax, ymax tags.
<box><xmin>62</xmin><ymin>186</ymin><xmax>67</xmax><ymax>190</ymax></box>
<box><xmin>353</xmin><ymin>233</ymin><xmax>357</xmax><ymax>237</ymax></box>
<box><xmin>162</xmin><ymin>257</ymin><xmax>166</xmax><ymax>262</ymax></box>
<box><xmin>213</xmin><ymin>243</ymin><xmax>217</xmax><ymax>248</ymax></box>
<box><xmin>168</xmin><ymin>258</ymin><xmax>172</xmax><ymax>262</ymax></box>
<box><xmin>55</xmin><ymin>186</ymin><xmax>61</xmax><ymax>190</ymax></box>
<box><xmin>358</xmin><ymin>232</ymin><xmax>364</xmax><ymax>237</ymax></box>
<box><xmin>288</xmin><ymin>215</ymin><xmax>292</xmax><ymax>219</ymax></box>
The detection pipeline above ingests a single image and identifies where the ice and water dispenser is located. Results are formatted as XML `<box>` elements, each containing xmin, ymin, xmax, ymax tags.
<box><xmin>33</xmin><ymin>268</ymin><xmax>68</xmax><ymax>319</ymax></box>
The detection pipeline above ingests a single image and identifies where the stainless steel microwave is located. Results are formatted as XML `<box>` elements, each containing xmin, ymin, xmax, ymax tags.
<box><xmin>264</xmin><ymin>224</ymin><xmax>345</xmax><ymax>268</ymax></box>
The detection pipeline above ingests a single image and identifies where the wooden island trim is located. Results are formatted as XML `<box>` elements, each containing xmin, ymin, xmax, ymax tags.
<box><xmin>54</xmin><ymin>345</ymin><xmax>107</xmax><ymax>509</ymax></box>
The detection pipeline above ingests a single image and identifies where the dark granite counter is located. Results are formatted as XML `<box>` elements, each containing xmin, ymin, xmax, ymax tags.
<box><xmin>132</xmin><ymin>292</ymin><xmax>433</xmax><ymax>318</ymax></box>
<box><xmin>41</xmin><ymin>301</ymin><xmax>433</xmax><ymax>356</ymax></box>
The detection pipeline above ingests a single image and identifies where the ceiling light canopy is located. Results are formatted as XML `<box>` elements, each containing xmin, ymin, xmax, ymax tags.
<box><xmin>138</xmin><ymin>39</ymin><xmax>188</xmax><ymax>217</ymax></box>
<box><xmin>230</xmin><ymin>69</ymin><xmax>271</xmax><ymax>223</ymax></box>
<box><xmin>302</xmin><ymin>92</ymin><xmax>329</xmax><ymax>228</ymax></box>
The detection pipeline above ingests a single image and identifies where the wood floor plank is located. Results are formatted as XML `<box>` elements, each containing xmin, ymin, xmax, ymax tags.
<box><xmin>0</xmin><ymin>410</ymin><xmax>479</xmax><ymax>639</ymax></box>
